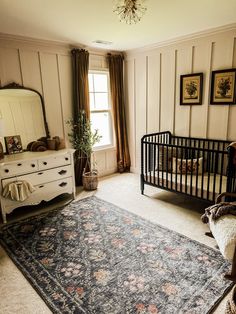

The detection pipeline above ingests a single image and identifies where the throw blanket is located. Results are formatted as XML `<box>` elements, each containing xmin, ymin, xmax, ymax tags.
<box><xmin>201</xmin><ymin>202</ymin><xmax>236</xmax><ymax>223</ymax></box>
<box><xmin>2</xmin><ymin>181</ymin><xmax>36</xmax><ymax>202</ymax></box>
<box><xmin>201</xmin><ymin>202</ymin><xmax>236</xmax><ymax>224</ymax></box>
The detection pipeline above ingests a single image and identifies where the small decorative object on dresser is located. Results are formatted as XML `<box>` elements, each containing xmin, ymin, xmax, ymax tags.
<box><xmin>0</xmin><ymin>149</ymin><xmax>75</xmax><ymax>223</ymax></box>
<box><xmin>4</xmin><ymin>135</ymin><xmax>23</xmax><ymax>154</ymax></box>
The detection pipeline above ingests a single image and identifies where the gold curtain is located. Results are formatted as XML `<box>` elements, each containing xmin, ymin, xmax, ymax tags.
<box><xmin>71</xmin><ymin>48</ymin><xmax>90</xmax><ymax>185</ymax></box>
<box><xmin>107</xmin><ymin>53</ymin><xmax>131</xmax><ymax>173</ymax></box>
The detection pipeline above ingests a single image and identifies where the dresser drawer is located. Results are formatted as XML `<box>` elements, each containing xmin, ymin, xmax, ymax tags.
<box><xmin>2</xmin><ymin>165</ymin><xmax>72</xmax><ymax>188</ymax></box>
<box><xmin>0</xmin><ymin>160</ymin><xmax>38</xmax><ymax>178</ymax></box>
<box><xmin>1</xmin><ymin>177</ymin><xmax>74</xmax><ymax>214</ymax></box>
<box><xmin>38</xmin><ymin>153</ymin><xmax>71</xmax><ymax>170</ymax></box>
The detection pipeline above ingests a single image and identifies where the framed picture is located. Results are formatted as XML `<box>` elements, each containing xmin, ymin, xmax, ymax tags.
<box><xmin>210</xmin><ymin>68</ymin><xmax>236</xmax><ymax>104</ymax></box>
<box><xmin>4</xmin><ymin>135</ymin><xmax>23</xmax><ymax>154</ymax></box>
<box><xmin>180</xmin><ymin>73</ymin><xmax>203</xmax><ymax>105</ymax></box>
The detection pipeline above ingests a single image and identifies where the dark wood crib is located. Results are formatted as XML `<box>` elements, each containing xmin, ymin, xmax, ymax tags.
<box><xmin>141</xmin><ymin>131</ymin><xmax>236</xmax><ymax>203</ymax></box>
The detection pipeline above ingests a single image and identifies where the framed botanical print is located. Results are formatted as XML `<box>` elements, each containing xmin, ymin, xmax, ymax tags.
<box><xmin>180</xmin><ymin>73</ymin><xmax>203</xmax><ymax>105</ymax></box>
<box><xmin>210</xmin><ymin>69</ymin><xmax>236</xmax><ymax>104</ymax></box>
<box><xmin>4</xmin><ymin>135</ymin><xmax>23</xmax><ymax>154</ymax></box>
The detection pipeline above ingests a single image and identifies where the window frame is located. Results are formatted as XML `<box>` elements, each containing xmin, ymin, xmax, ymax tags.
<box><xmin>88</xmin><ymin>70</ymin><xmax>115</xmax><ymax>151</ymax></box>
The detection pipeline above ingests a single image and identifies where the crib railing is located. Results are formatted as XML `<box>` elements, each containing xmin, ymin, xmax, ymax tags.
<box><xmin>141</xmin><ymin>131</ymin><xmax>235</xmax><ymax>203</ymax></box>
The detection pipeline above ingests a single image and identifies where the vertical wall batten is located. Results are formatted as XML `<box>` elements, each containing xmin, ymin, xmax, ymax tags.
<box><xmin>134</xmin><ymin>58</ymin><xmax>137</xmax><ymax>168</ymax></box>
<box><xmin>172</xmin><ymin>50</ymin><xmax>177</xmax><ymax>134</ymax></box>
<box><xmin>0</xmin><ymin>38</ymin><xmax>117</xmax><ymax>177</ymax></box>
<box><xmin>158</xmin><ymin>53</ymin><xmax>162</xmax><ymax>132</ymax></box>
<box><xmin>56</xmin><ymin>54</ymin><xmax>65</xmax><ymax>139</ymax></box>
<box><xmin>146</xmin><ymin>55</ymin><xmax>148</xmax><ymax>134</ymax></box>
<box><xmin>126</xmin><ymin>28</ymin><xmax>236</xmax><ymax>172</ymax></box>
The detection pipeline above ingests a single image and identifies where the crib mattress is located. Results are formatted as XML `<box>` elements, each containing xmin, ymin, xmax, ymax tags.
<box><xmin>145</xmin><ymin>172</ymin><xmax>227</xmax><ymax>201</ymax></box>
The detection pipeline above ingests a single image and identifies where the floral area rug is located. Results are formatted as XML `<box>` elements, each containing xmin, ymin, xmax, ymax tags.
<box><xmin>0</xmin><ymin>196</ymin><xmax>233</xmax><ymax>314</ymax></box>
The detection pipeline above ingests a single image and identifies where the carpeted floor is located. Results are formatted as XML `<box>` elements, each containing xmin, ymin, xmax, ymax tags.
<box><xmin>0</xmin><ymin>195</ymin><xmax>233</xmax><ymax>314</ymax></box>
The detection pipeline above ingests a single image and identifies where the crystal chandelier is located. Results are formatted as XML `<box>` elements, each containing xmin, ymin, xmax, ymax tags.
<box><xmin>114</xmin><ymin>0</ymin><xmax>147</xmax><ymax>25</ymax></box>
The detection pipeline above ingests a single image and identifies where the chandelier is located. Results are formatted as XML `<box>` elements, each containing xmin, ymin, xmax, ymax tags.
<box><xmin>114</xmin><ymin>0</ymin><xmax>147</xmax><ymax>25</ymax></box>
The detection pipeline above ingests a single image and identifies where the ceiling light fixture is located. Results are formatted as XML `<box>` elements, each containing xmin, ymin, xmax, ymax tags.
<box><xmin>114</xmin><ymin>0</ymin><xmax>147</xmax><ymax>25</ymax></box>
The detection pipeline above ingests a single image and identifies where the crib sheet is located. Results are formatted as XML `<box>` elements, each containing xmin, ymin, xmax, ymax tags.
<box><xmin>147</xmin><ymin>172</ymin><xmax>227</xmax><ymax>201</ymax></box>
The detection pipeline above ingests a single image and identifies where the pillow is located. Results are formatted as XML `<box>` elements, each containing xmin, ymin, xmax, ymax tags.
<box><xmin>157</xmin><ymin>146</ymin><xmax>178</xmax><ymax>172</ymax></box>
<box><xmin>172</xmin><ymin>157</ymin><xmax>203</xmax><ymax>174</ymax></box>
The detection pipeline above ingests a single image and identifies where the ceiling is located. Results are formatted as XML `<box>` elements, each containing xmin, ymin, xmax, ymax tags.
<box><xmin>0</xmin><ymin>0</ymin><xmax>236</xmax><ymax>51</ymax></box>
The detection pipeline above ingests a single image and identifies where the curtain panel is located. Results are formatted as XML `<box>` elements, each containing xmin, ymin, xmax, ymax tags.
<box><xmin>71</xmin><ymin>48</ymin><xmax>90</xmax><ymax>185</ymax></box>
<box><xmin>107</xmin><ymin>53</ymin><xmax>131</xmax><ymax>173</ymax></box>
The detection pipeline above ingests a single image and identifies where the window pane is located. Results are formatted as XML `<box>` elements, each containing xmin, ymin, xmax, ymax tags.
<box><xmin>91</xmin><ymin>112</ymin><xmax>112</xmax><ymax>147</ymax></box>
<box><xmin>89</xmin><ymin>93</ymin><xmax>95</xmax><ymax>110</ymax></box>
<box><xmin>94</xmin><ymin>93</ymin><xmax>108</xmax><ymax>110</ymax></box>
<box><xmin>88</xmin><ymin>74</ymin><xmax>94</xmax><ymax>92</ymax></box>
<box><xmin>94</xmin><ymin>74</ymin><xmax>107</xmax><ymax>92</ymax></box>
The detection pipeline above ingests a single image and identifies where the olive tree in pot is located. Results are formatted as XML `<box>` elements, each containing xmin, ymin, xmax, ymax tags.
<box><xmin>67</xmin><ymin>110</ymin><xmax>101</xmax><ymax>190</ymax></box>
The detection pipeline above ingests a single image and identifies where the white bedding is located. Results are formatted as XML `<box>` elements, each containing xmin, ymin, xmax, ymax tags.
<box><xmin>146</xmin><ymin>172</ymin><xmax>227</xmax><ymax>201</ymax></box>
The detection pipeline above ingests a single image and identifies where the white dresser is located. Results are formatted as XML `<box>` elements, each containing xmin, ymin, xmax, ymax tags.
<box><xmin>0</xmin><ymin>149</ymin><xmax>75</xmax><ymax>223</ymax></box>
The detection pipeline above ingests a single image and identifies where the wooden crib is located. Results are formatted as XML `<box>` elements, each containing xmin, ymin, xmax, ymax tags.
<box><xmin>141</xmin><ymin>131</ymin><xmax>236</xmax><ymax>203</ymax></box>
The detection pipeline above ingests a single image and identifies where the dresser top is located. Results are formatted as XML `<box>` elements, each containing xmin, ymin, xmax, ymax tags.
<box><xmin>0</xmin><ymin>148</ymin><xmax>75</xmax><ymax>165</ymax></box>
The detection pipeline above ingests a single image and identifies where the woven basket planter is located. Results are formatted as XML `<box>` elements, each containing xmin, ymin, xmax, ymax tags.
<box><xmin>82</xmin><ymin>171</ymin><xmax>98</xmax><ymax>191</ymax></box>
<box><xmin>225</xmin><ymin>285</ymin><xmax>236</xmax><ymax>314</ymax></box>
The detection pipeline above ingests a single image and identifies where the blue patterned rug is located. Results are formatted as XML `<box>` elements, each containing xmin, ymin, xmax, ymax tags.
<box><xmin>0</xmin><ymin>196</ymin><xmax>233</xmax><ymax>313</ymax></box>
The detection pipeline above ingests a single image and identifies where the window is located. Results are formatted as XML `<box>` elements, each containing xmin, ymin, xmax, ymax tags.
<box><xmin>88</xmin><ymin>71</ymin><xmax>113</xmax><ymax>149</ymax></box>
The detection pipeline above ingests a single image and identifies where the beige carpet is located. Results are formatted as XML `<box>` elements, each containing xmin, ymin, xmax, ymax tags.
<box><xmin>0</xmin><ymin>173</ymin><xmax>233</xmax><ymax>313</ymax></box>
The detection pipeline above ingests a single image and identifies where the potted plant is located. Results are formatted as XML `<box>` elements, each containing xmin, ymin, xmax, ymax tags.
<box><xmin>67</xmin><ymin>110</ymin><xmax>101</xmax><ymax>190</ymax></box>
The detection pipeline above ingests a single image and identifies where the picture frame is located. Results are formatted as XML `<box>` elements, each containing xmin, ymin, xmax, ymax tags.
<box><xmin>180</xmin><ymin>73</ymin><xmax>203</xmax><ymax>105</ymax></box>
<box><xmin>210</xmin><ymin>68</ymin><xmax>236</xmax><ymax>104</ymax></box>
<box><xmin>4</xmin><ymin>135</ymin><xmax>23</xmax><ymax>154</ymax></box>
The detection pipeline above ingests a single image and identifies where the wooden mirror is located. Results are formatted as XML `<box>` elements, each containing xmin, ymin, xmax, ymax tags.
<box><xmin>0</xmin><ymin>82</ymin><xmax>50</xmax><ymax>152</ymax></box>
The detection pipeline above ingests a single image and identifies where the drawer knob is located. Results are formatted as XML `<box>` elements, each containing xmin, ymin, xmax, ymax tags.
<box><xmin>59</xmin><ymin>182</ymin><xmax>67</xmax><ymax>187</ymax></box>
<box><xmin>43</xmin><ymin>162</ymin><xmax>47</xmax><ymax>165</ymax></box>
<box><xmin>38</xmin><ymin>172</ymin><xmax>43</xmax><ymax>175</ymax></box>
<box><xmin>58</xmin><ymin>170</ymin><xmax>67</xmax><ymax>175</ymax></box>
<box><xmin>31</xmin><ymin>164</ymin><xmax>36</xmax><ymax>168</ymax></box>
<box><xmin>17</xmin><ymin>163</ymin><xmax>22</xmax><ymax>166</ymax></box>
<box><xmin>65</xmin><ymin>157</ymin><xmax>69</xmax><ymax>161</ymax></box>
<box><xmin>4</xmin><ymin>169</ymin><xmax>9</xmax><ymax>173</ymax></box>
<box><xmin>39</xmin><ymin>185</ymin><xmax>44</xmax><ymax>188</ymax></box>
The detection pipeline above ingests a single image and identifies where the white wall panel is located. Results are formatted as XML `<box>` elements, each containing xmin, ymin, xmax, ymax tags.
<box><xmin>0</xmin><ymin>37</ymin><xmax>117</xmax><ymax>177</ymax></box>
<box><xmin>20</xmin><ymin>50</ymin><xmax>43</xmax><ymax>94</ymax></box>
<box><xmin>57</xmin><ymin>54</ymin><xmax>73</xmax><ymax>148</ymax></box>
<box><xmin>147</xmin><ymin>53</ymin><xmax>161</xmax><ymax>133</ymax></box>
<box><xmin>135</xmin><ymin>55</ymin><xmax>147</xmax><ymax>170</ymax></box>
<box><xmin>207</xmin><ymin>34</ymin><xmax>234</xmax><ymax>140</ymax></box>
<box><xmin>126</xmin><ymin>28</ymin><xmax>236</xmax><ymax>172</ymax></box>
<box><xmin>174</xmin><ymin>46</ymin><xmax>192</xmax><ymax>136</ymax></box>
<box><xmin>0</xmin><ymin>47</ymin><xmax>22</xmax><ymax>85</ymax></box>
<box><xmin>160</xmin><ymin>49</ymin><xmax>175</xmax><ymax>132</ymax></box>
<box><xmin>190</xmin><ymin>41</ymin><xmax>212</xmax><ymax>138</ymax></box>
<box><xmin>227</xmin><ymin>37</ymin><xmax>236</xmax><ymax>141</ymax></box>
<box><xmin>40</xmin><ymin>52</ymin><xmax>64</xmax><ymax>139</ymax></box>
<box><xmin>125</xmin><ymin>59</ymin><xmax>136</xmax><ymax>169</ymax></box>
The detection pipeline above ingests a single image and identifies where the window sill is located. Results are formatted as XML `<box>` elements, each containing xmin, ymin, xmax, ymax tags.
<box><xmin>93</xmin><ymin>145</ymin><xmax>116</xmax><ymax>153</ymax></box>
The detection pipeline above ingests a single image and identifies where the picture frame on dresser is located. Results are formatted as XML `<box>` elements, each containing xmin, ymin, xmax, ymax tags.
<box><xmin>4</xmin><ymin>135</ymin><xmax>23</xmax><ymax>154</ymax></box>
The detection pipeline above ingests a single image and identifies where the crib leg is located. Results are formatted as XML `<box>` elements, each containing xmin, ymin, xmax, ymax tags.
<box><xmin>140</xmin><ymin>174</ymin><xmax>144</xmax><ymax>195</ymax></box>
<box><xmin>205</xmin><ymin>231</ymin><xmax>214</xmax><ymax>238</ymax></box>
<box><xmin>224</xmin><ymin>247</ymin><xmax>236</xmax><ymax>283</ymax></box>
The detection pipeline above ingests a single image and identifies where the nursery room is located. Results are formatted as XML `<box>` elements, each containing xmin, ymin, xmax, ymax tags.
<box><xmin>0</xmin><ymin>0</ymin><xmax>236</xmax><ymax>313</ymax></box>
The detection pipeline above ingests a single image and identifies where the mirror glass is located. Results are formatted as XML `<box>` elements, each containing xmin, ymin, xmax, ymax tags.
<box><xmin>0</xmin><ymin>86</ymin><xmax>49</xmax><ymax>151</ymax></box>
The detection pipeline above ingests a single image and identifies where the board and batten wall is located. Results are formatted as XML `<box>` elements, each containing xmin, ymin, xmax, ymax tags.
<box><xmin>125</xmin><ymin>26</ymin><xmax>236</xmax><ymax>173</ymax></box>
<box><xmin>0</xmin><ymin>34</ymin><xmax>117</xmax><ymax>177</ymax></box>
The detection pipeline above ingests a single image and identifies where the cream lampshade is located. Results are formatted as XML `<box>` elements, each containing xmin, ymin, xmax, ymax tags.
<box><xmin>0</xmin><ymin>119</ymin><xmax>5</xmax><ymax>159</ymax></box>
